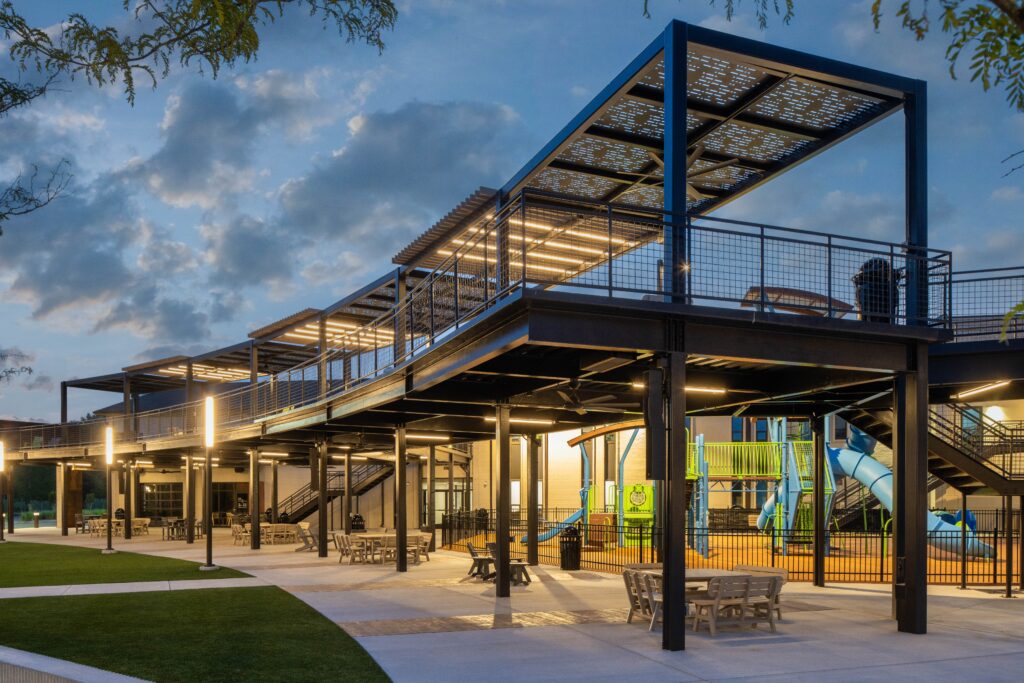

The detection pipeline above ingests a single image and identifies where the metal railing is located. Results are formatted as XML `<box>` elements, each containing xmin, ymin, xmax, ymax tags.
<box><xmin>1</xmin><ymin>190</ymin><xmax>954</xmax><ymax>454</ymax></box>
<box><xmin>278</xmin><ymin>462</ymin><xmax>391</xmax><ymax>520</ymax></box>
<box><xmin>929</xmin><ymin>404</ymin><xmax>1024</xmax><ymax>479</ymax></box>
<box><xmin>949</xmin><ymin>266</ymin><xmax>1024</xmax><ymax>341</ymax></box>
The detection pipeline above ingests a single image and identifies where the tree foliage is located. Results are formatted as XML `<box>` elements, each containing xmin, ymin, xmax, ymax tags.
<box><xmin>0</xmin><ymin>347</ymin><xmax>32</xmax><ymax>384</ymax></box>
<box><xmin>0</xmin><ymin>0</ymin><xmax>397</xmax><ymax>232</ymax></box>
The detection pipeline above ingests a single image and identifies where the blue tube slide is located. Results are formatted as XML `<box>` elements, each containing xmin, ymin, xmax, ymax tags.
<box><xmin>520</xmin><ymin>508</ymin><xmax>584</xmax><ymax>543</ymax></box>
<box><xmin>757</xmin><ymin>442</ymin><xmax>993</xmax><ymax>558</ymax></box>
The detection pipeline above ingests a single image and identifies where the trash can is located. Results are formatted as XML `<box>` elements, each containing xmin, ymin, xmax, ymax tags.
<box><xmin>350</xmin><ymin>513</ymin><xmax>365</xmax><ymax>532</ymax></box>
<box><xmin>560</xmin><ymin>525</ymin><xmax>582</xmax><ymax>570</ymax></box>
<box><xmin>853</xmin><ymin>257</ymin><xmax>899</xmax><ymax>323</ymax></box>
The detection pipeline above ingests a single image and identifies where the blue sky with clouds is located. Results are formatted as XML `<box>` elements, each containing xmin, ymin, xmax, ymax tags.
<box><xmin>2</xmin><ymin>0</ymin><xmax>1023</xmax><ymax>422</ymax></box>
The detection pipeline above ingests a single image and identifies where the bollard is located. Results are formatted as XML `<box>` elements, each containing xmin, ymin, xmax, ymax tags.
<box><xmin>33</xmin><ymin>512</ymin><xmax>40</xmax><ymax>528</ymax></box>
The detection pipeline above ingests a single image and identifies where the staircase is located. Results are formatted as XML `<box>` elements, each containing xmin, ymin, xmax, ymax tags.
<box><xmin>845</xmin><ymin>402</ymin><xmax>1024</xmax><ymax>497</ymax></box>
<box><xmin>278</xmin><ymin>461</ymin><xmax>393</xmax><ymax>522</ymax></box>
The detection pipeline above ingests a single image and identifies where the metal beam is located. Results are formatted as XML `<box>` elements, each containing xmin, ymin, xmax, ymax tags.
<box><xmin>272</xmin><ymin>459</ymin><xmax>279</xmax><ymax>523</ymax></box>
<box><xmin>344</xmin><ymin>452</ymin><xmax>352</xmax><ymax>534</ymax></box>
<box><xmin>495</xmin><ymin>404</ymin><xmax>512</xmax><ymax>597</ymax></box>
<box><xmin>318</xmin><ymin>439</ymin><xmax>328</xmax><ymax>558</ymax></box>
<box><xmin>427</xmin><ymin>446</ymin><xmax>436</xmax><ymax>551</ymax></box>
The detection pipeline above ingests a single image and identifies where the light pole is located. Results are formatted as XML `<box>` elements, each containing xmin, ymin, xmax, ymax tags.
<box><xmin>102</xmin><ymin>426</ymin><xmax>116</xmax><ymax>554</ymax></box>
<box><xmin>200</xmin><ymin>396</ymin><xmax>218</xmax><ymax>571</ymax></box>
<box><xmin>0</xmin><ymin>441</ymin><xmax>6</xmax><ymax>543</ymax></box>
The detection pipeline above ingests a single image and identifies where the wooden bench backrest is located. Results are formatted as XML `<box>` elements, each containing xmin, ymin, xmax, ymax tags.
<box><xmin>709</xmin><ymin>575</ymin><xmax>749</xmax><ymax>599</ymax></box>
<box><xmin>746</xmin><ymin>576</ymin><xmax>776</xmax><ymax>599</ymax></box>
<box><xmin>733</xmin><ymin>564</ymin><xmax>788</xmax><ymax>583</ymax></box>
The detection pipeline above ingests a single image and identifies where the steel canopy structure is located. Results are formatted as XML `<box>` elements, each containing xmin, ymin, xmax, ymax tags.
<box><xmin>4</xmin><ymin>20</ymin><xmax>1024</xmax><ymax>653</ymax></box>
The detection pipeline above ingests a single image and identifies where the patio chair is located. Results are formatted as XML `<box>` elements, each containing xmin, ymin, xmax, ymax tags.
<box><xmin>295</xmin><ymin>523</ymin><xmax>317</xmax><ymax>552</ymax></box>
<box><xmin>641</xmin><ymin>572</ymin><xmax>663</xmax><ymax>632</ymax></box>
<box><xmin>733</xmin><ymin>564</ymin><xmax>787</xmax><ymax>620</ymax></box>
<box><xmin>417</xmin><ymin>533</ymin><xmax>431</xmax><ymax>562</ymax></box>
<box><xmin>466</xmin><ymin>543</ymin><xmax>494</xmax><ymax>579</ymax></box>
<box><xmin>74</xmin><ymin>513</ymin><xmax>85</xmax><ymax>534</ymax></box>
<box><xmin>133</xmin><ymin>518</ymin><xmax>150</xmax><ymax>535</ymax></box>
<box><xmin>347</xmin><ymin>535</ymin><xmax>373</xmax><ymax>565</ymax></box>
<box><xmin>629</xmin><ymin>571</ymin><xmax>653</xmax><ymax>623</ymax></box>
<box><xmin>380</xmin><ymin>535</ymin><xmax>397</xmax><ymax>563</ymax></box>
<box><xmin>692</xmin><ymin>576</ymin><xmax>751</xmax><ymax>637</ymax></box>
<box><xmin>623</xmin><ymin>570</ymin><xmax>644</xmax><ymax>624</ymax></box>
<box><xmin>743</xmin><ymin>576</ymin><xmax>779</xmax><ymax>633</ymax></box>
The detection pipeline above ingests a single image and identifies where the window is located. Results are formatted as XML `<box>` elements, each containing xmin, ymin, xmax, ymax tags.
<box><xmin>833</xmin><ymin>416</ymin><xmax>849</xmax><ymax>441</ymax></box>
<box><xmin>141</xmin><ymin>483</ymin><xmax>182</xmax><ymax>517</ymax></box>
<box><xmin>754</xmin><ymin>419</ymin><xmax>768</xmax><ymax>442</ymax></box>
<box><xmin>731</xmin><ymin>417</ymin><xmax>744</xmax><ymax>442</ymax></box>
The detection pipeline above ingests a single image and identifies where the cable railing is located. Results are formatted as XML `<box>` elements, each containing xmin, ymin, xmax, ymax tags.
<box><xmin>2</xmin><ymin>190</ymin><xmax>954</xmax><ymax>454</ymax></box>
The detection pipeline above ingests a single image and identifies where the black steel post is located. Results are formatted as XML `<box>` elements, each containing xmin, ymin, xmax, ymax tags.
<box><xmin>0</xmin><ymin>468</ymin><xmax>5</xmax><ymax>542</ymax></box>
<box><xmin>427</xmin><ymin>446</ymin><xmax>436</xmax><ymax>552</ymax></box>
<box><xmin>663</xmin><ymin>351</ymin><xmax>687</xmax><ymax>652</ymax></box>
<box><xmin>271</xmin><ymin>460</ymin><xmax>279</xmax><ymax>523</ymax></box>
<box><xmin>344</xmin><ymin>452</ymin><xmax>352</xmax><ymax>534</ymax></box>
<box><xmin>495</xmin><ymin>404</ymin><xmax>511</xmax><ymax>597</ymax></box>
<box><xmin>447</xmin><ymin>451</ymin><xmax>454</xmax><ymax>525</ymax></box>
<box><xmin>1019</xmin><ymin>496</ymin><xmax>1023</xmax><ymax>591</ymax></box>
<box><xmin>1004</xmin><ymin>496</ymin><xmax>1013</xmax><ymax>598</ymax></box>
<box><xmin>124</xmin><ymin>460</ymin><xmax>133</xmax><ymax>540</ymax></box>
<box><xmin>58</xmin><ymin>462</ymin><xmax>68</xmax><ymax>537</ymax></box>
<box><xmin>959</xmin><ymin>491</ymin><xmax>968</xmax><ymax>590</ymax></box>
<box><xmin>904</xmin><ymin>79</ymin><xmax>928</xmax><ymax>325</ymax></box>
<box><xmin>318</xmin><ymin>440</ymin><xmax>328</xmax><ymax>558</ymax></box>
<box><xmin>250</xmin><ymin>449</ymin><xmax>261</xmax><ymax>550</ymax></box>
<box><xmin>812</xmin><ymin>414</ymin><xmax>826</xmax><ymax>588</ymax></box>
<box><xmin>5</xmin><ymin>463</ymin><xmax>12</xmax><ymax>534</ymax></box>
<box><xmin>203</xmin><ymin>446</ymin><xmax>215</xmax><ymax>569</ymax></box>
<box><xmin>527</xmin><ymin>434</ymin><xmax>539</xmax><ymax>566</ymax></box>
<box><xmin>893</xmin><ymin>344</ymin><xmax>928</xmax><ymax>633</ymax></box>
<box><xmin>185</xmin><ymin>452</ymin><xmax>195</xmax><ymax>544</ymax></box>
<box><xmin>395</xmin><ymin>427</ymin><xmax>408</xmax><ymax>572</ymax></box>
<box><xmin>416</xmin><ymin>456</ymin><xmax>424</xmax><ymax>528</ymax></box>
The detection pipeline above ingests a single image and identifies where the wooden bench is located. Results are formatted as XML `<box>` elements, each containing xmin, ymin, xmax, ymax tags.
<box><xmin>733</xmin><ymin>564</ymin><xmax>788</xmax><ymax>619</ymax></box>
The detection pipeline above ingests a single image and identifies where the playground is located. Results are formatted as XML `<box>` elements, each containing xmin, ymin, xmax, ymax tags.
<box><xmin>445</xmin><ymin>418</ymin><xmax>1020</xmax><ymax>586</ymax></box>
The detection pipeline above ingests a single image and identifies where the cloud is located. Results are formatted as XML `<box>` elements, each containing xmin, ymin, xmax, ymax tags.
<box><xmin>94</xmin><ymin>284</ymin><xmax>215</xmax><ymax>343</ymax></box>
<box><xmin>22</xmin><ymin>373</ymin><xmax>54</xmax><ymax>392</ymax></box>
<box><xmin>132</xmin><ymin>70</ymin><xmax>335</xmax><ymax>210</ymax></box>
<box><xmin>200</xmin><ymin>214</ymin><xmax>296</xmax><ymax>289</ymax></box>
<box><xmin>991</xmin><ymin>185</ymin><xmax>1023</xmax><ymax>202</ymax></box>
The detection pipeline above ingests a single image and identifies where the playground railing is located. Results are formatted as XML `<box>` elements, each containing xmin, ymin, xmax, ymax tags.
<box><xmin>441</xmin><ymin>516</ymin><xmax>1021</xmax><ymax>587</ymax></box>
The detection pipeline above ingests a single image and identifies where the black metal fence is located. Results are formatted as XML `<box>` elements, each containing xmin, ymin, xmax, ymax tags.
<box><xmin>442</xmin><ymin>512</ymin><xmax>1022</xmax><ymax>586</ymax></box>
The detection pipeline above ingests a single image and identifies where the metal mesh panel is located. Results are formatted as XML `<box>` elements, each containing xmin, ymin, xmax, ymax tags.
<box><xmin>950</xmin><ymin>268</ymin><xmax>1024</xmax><ymax>341</ymax></box>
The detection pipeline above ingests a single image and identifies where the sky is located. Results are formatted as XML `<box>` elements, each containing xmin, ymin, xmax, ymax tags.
<box><xmin>1</xmin><ymin>0</ymin><xmax>1023</xmax><ymax>423</ymax></box>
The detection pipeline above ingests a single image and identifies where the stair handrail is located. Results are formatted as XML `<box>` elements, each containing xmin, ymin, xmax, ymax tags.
<box><xmin>278</xmin><ymin>461</ymin><xmax>392</xmax><ymax>518</ymax></box>
<box><xmin>929</xmin><ymin>403</ymin><xmax>1020</xmax><ymax>478</ymax></box>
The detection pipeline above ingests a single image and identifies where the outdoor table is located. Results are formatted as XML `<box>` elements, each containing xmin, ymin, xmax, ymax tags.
<box><xmin>626</xmin><ymin>565</ymin><xmax>750</xmax><ymax>585</ymax></box>
<box><xmin>355</xmin><ymin>533</ymin><xmax>423</xmax><ymax>565</ymax></box>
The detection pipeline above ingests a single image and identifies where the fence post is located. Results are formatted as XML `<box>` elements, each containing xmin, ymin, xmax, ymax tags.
<box><xmin>993</xmin><ymin>526</ymin><xmax>999</xmax><ymax>585</ymax></box>
<box><xmin>960</xmin><ymin>492</ymin><xmax>968</xmax><ymax>590</ymax></box>
<box><xmin>879</xmin><ymin>526</ymin><xmax>886</xmax><ymax>583</ymax></box>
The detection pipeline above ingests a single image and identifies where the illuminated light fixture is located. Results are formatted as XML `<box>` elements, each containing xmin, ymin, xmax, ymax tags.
<box><xmin>104</xmin><ymin>426</ymin><xmax>114</xmax><ymax>466</ymax></box>
<box><xmin>953</xmin><ymin>381</ymin><xmax>1010</xmax><ymax>400</ymax></box>
<box><xmin>260</xmin><ymin>451</ymin><xmax>290</xmax><ymax>457</ymax></box>
<box><xmin>984</xmin><ymin>405</ymin><xmax>1006</xmax><ymax>422</ymax></box>
<box><xmin>135</xmin><ymin>460</ymin><xmax>153</xmax><ymax>466</ymax></box>
<box><xmin>484</xmin><ymin>416</ymin><xmax>554</xmax><ymax>426</ymax></box>
<box><xmin>331</xmin><ymin>455</ymin><xmax>368</xmax><ymax>461</ymax></box>
<box><xmin>356</xmin><ymin>451</ymin><xmax>385</xmax><ymax>457</ymax></box>
<box><xmin>204</xmin><ymin>396</ymin><xmax>215</xmax><ymax>448</ymax></box>
<box><xmin>686</xmin><ymin>386</ymin><xmax>726</xmax><ymax>395</ymax></box>
<box><xmin>258</xmin><ymin>459</ymin><xmax>274</xmax><ymax>465</ymax></box>
<box><xmin>406</xmin><ymin>433</ymin><xmax>450</xmax><ymax>442</ymax></box>
<box><xmin>631</xmin><ymin>382</ymin><xmax>644</xmax><ymax>389</ymax></box>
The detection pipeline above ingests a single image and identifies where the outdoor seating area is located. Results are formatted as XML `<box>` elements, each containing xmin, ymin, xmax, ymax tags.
<box><xmin>622</xmin><ymin>564</ymin><xmax>784</xmax><ymax>636</ymax></box>
<box><xmin>333</xmin><ymin>530</ymin><xmax>432</xmax><ymax>566</ymax></box>
<box><xmin>463</xmin><ymin>543</ymin><xmax>531</xmax><ymax>585</ymax></box>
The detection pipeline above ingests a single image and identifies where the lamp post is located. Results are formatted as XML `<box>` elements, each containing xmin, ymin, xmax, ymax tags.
<box><xmin>102</xmin><ymin>426</ymin><xmax>116</xmax><ymax>554</ymax></box>
<box><xmin>200</xmin><ymin>396</ymin><xmax>218</xmax><ymax>571</ymax></box>
<box><xmin>0</xmin><ymin>441</ymin><xmax>6</xmax><ymax>543</ymax></box>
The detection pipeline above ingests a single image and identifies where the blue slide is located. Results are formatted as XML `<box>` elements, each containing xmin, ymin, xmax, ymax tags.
<box><xmin>757</xmin><ymin>429</ymin><xmax>993</xmax><ymax>558</ymax></box>
<box><xmin>521</xmin><ymin>508</ymin><xmax>585</xmax><ymax>543</ymax></box>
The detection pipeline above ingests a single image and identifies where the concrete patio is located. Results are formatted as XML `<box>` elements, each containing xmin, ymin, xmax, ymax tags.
<box><xmin>4</xmin><ymin>527</ymin><xmax>1024</xmax><ymax>682</ymax></box>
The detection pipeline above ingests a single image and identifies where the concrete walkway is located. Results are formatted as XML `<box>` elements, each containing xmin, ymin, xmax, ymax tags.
<box><xmin>6</xmin><ymin>528</ymin><xmax>1024</xmax><ymax>682</ymax></box>
<box><xmin>0</xmin><ymin>576</ymin><xmax>266</xmax><ymax>600</ymax></box>
<box><xmin>0</xmin><ymin>645</ymin><xmax>147</xmax><ymax>683</ymax></box>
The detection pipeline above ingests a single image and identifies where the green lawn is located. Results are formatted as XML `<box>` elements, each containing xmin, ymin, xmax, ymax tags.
<box><xmin>0</xmin><ymin>587</ymin><xmax>389</xmax><ymax>682</ymax></box>
<box><xmin>0</xmin><ymin>542</ymin><xmax>248</xmax><ymax>587</ymax></box>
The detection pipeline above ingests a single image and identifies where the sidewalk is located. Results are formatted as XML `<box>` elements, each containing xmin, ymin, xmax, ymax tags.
<box><xmin>0</xmin><ymin>577</ymin><xmax>266</xmax><ymax>600</ymax></box>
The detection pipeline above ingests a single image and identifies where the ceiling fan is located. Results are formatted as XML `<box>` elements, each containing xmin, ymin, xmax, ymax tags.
<box><xmin>555</xmin><ymin>380</ymin><xmax>640</xmax><ymax>415</ymax></box>
<box><xmin>619</xmin><ymin>144</ymin><xmax>740</xmax><ymax>200</ymax></box>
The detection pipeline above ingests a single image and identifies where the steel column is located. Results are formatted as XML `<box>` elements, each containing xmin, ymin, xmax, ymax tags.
<box><xmin>250</xmin><ymin>449</ymin><xmax>261</xmax><ymax>550</ymax></box>
<box><xmin>344</xmin><ymin>452</ymin><xmax>352</xmax><ymax>534</ymax></box>
<box><xmin>904</xmin><ymin>80</ymin><xmax>928</xmax><ymax>325</ymax></box>
<box><xmin>959</xmin><ymin>492</ymin><xmax>968</xmax><ymax>590</ymax></box>
<box><xmin>318</xmin><ymin>315</ymin><xmax>328</xmax><ymax>397</ymax></box>
<box><xmin>250</xmin><ymin>343</ymin><xmax>259</xmax><ymax>418</ymax></box>
<box><xmin>1003</xmin><ymin>496</ymin><xmax>1013</xmax><ymax>598</ymax></box>
<box><xmin>104</xmin><ymin>460</ymin><xmax>114</xmax><ymax>554</ymax></box>
<box><xmin>185</xmin><ymin>452</ymin><xmax>195</xmax><ymax>544</ymax></box>
<box><xmin>318</xmin><ymin>440</ymin><xmax>328</xmax><ymax>558</ymax></box>
<box><xmin>124</xmin><ymin>461</ymin><xmax>133</xmax><ymax>540</ymax></box>
<box><xmin>662</xmin><ymin>20</ymin><xmax>688</xmax><ymax>300</ymax></box>
<box><xmin>527</xmin><ymin>434</ymin><xmax>540</xmax><ymax>566</ymax></box>
<box><xmin>892</xmin><ymin>342</ymin><xmax>928</xmax><ymax>633</ymax></box>
<box><xmin>1019</xmin><ymin>496</ymin><xmax>1023</xmax><ymax>591</ymax></box>
<box><xmin>662</xmin><ymin>352</ymin><xmax>687</xmax><ymax>651</ymax></box>
<box><xmin>427</xmin><ymin>446</ymin><xmax>436</xmax><ymax>551</ymax></box>
<box><xmin>271</xmin><ymin>460</ymin><xmax>279</xmax><ymax>523</ymax></box>
<box><xmin>495</xmin><ymin>404</ymin><xmax>512</xmax><ymax>597</ymax></box>
<box><xmin>122</xmin><ymin>375</ymin><xmax>132</xmax><ymax>441</ymax></box>
<box><xmin>416</xmin><ymin>457</ymin><xmax>424</xmax><ymax>528</ymax></box>
<box><xmin>185</xmin><ymin>362</ymin><xmax>194</xmax><ymax>432</ymax></box>
<box><xmin>60</xmin><ymin>382</ymin><xmax>68</xmax><ymax>424</ymax></box>
<box><xmin>0</xmin><ymin>468</ymin><xmax>6</xmax><ymax>542</ymax></box>
<box><xmin>5</xmin><ymin>463</ymin><xmax>12</xmax><ymax>535</ymax></box>
<box><xmin>812</xmin><ymin>414</ymin><xmax>826</xmax><ymax>587</ymax></box>
<box><xmin>395</xmin><ymin>426</ymin><xmax>408</xmax><ymax>572</ymax></box>
<box><xmin>58</xmin><ymin>462</ymin><xmax>69</xmax><ymax>537</ymax></box>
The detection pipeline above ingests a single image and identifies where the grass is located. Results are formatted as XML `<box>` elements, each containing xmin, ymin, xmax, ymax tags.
<box><xmin>0</xmin><ymin>587</ymin><xmax>390</xmax><ymax>682</ymax></box>
<box><xmin>0</xmin><ymin>542</ymin><xmax>248</xmax><ymax>587</ymax></box>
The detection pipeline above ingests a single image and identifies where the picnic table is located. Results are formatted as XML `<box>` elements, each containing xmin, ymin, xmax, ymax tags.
<box><xmin>624</xmin><ymin>565</ymin><xmax>750</xmax><ymax>585</ymax></box>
